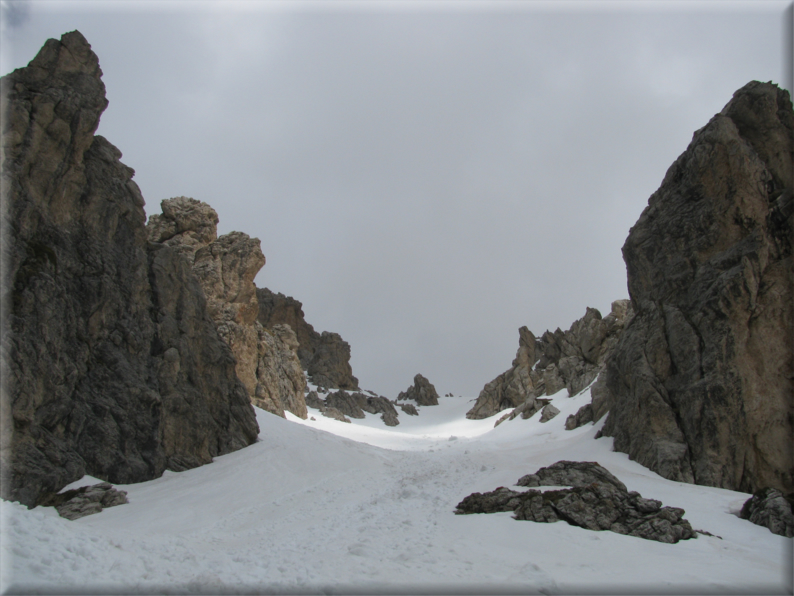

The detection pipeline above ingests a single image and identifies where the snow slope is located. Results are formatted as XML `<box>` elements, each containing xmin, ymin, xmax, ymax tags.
<box><xmin>2</xmin><ymin>388</ymin><xmax>791</xmax><ymax>594</ymax></box>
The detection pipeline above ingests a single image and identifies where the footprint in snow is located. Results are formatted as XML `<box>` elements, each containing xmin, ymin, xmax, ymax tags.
<box><xmin>347</xmin><ymin>543</ymin><xmax>368</xmax><ymax>557</ymax></box>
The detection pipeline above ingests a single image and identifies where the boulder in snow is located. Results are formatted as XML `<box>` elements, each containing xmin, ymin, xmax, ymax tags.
<box><xmin>517</xmin><ymin>460</ymin><xmax>627</xmax><ymax>492</ymax></box>
<box><xmin>456</xmin><ymin>461</ymin><xmax>696</xmax><ymax>544</ymax></box>
<box><xmin>37</xmin><ymin>482</ymin><xmax>129</xmax><ymax>521</ymax></box>
<box><xmin>739</xmin><ymin>488</ymin><xmax>794</xmax><ymax>537</ymax></box>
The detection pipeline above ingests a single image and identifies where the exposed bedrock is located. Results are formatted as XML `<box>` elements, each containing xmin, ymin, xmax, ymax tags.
<box><xmin>455</xmin><ymin>461</ymin><xmax>697</xmax><ymax>544</ymax></box>
<box><xmin>397</xmin><ymin>374</ymin><xmax>440</xmax><ymax>406</ymax></box>
<box><xmin>1</xmin><ymin>32</ymin><xmax>259</xmax><ymax>506</ymax></box>
<box><xmin>148</xmin><ymin>197</ymin><xmax>307</xmax><ymax>419</ymax></box>
<box><xmin>466</xmin><ymin>301</ymin><xmax>633</xmax><ymax>420</ymax></box>
<box><xmin>599</xmin><ymin>81</ymin><xmax>794</xmax><ymax>495</ymax></box>
<box><xmin>739</xmin><ymin>487</ymin><xmax>794</xmax><ymax>538</ymax></box>
<box><xmin>310</xmin><ymin>390</ymin><xmax>399</xmax><ymax>426</ymax></box>
<box><xmin>256</xmin><ymin>288</ymin><xmax>359</xmax><ymax>391</ymax></box>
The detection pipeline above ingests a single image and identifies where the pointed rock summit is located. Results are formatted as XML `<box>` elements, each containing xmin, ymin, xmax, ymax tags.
<box><xmin>147</xmin><ymin>197</ymin><xmax>308</xmax><ymax>419</ymax></box>
<box><xmin>600</xmin><ymin>81</ymin><xmax>793</xmax><ymax>495</ymax></box>
<box><xmin>397</xmin><ymin>374</ymin><xmax>440</xmax><ymax>406</ymax></box>
<box><xmin>1</xmin><ymin>32</ymin><xmax>259</xmax><ymax>506</ymax></box>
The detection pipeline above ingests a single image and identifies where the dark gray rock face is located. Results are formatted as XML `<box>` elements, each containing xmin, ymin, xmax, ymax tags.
<box><xmin>0</xmin><ymin>32</ymin><xmax>259</xmax><ymax>507</ymax></box>
<box><xmin>455</xmin><ymin>461</ymin><xmax>696</xmax><ymax>544</ymax></box>
<box><xmin>588</xmin><ymin>372</ymin><xmax>611</xmax><ymax>424</ymax></box>
<box><xmin>307</xmin><ymin>390</ymin><xmax>400</xmax><ymax>426</ymax></box>
<box><xmin>512</xmin><ymin>484</ymin><xmax>696</xmax><ymax>544</ymax></box>
<box><xmin>256</xmin><ymin>288</ymin><xmax>359</xmax><ymax>390</ymax></box>
<box><xmin>397</xmin><ymin>374</ymin><xmax>440</xmax><ymax>406</ymax></box>
<box><xmin>739</xmin><ymin>488</ymin><xmax>794</xmax><ymax>537</ymax></box>
<box><xmin>600</xmin><ymin>82</ymin><xmax>794</xmax><ymax>495</ymax></box>
<box><xmin>37</xmin><ymin>482</ymin><xmax>128</xmax><ymax>520</ymax></box>
<box><xmin>565</xmin><ymin>404</ymin><xmax>594</xmax><ymax>430</ymax></box>
<box><xmin>466</xmin><ymin>302</ymin><xmax>633</xmax><ymax>420</ymax></box>
<box><xmin>539</xmin><ymin>404</ymin><xmax>560</xmax><ymax>423</ymax></box>
<box><xmin>308</xmin><ymin>331</ymin><xmax>358</xmax><ymax>392</ymax></box>
<box><xmin>324</xmin><ymin>390</ymin><xmax>367</xmax><ymax>419</ymax></box>
<box><xmin>399</xmin><ymin>403</ymin><xmax>419</xmax><ymax>416</ymax></box>
<box><xmin>516</xmin><ymin>460</ymin><xmax>627</xmax><ymax>492</ymax></box>
<box><xmin>359</xmin><ymin>395</ymin><xmax>400</xmax><ymax>427</ymax></box>
<box><xmin>321</xmin><ymin>407</ymin><xmax>351</xmax><ymax>423</ymax></box>
<box><xmin>255</xmin><ymin>289</ymin><xmax>315</xmax><ymax>362</ymax></box>
<box><xmin>147</xmin><ymin>198</ymin><xmax>308</xmax><ymax>420</ymax></box>
<box><xmin>467</xmin><ymin>327</ymin><xmax>537</xmax><ymax>419</ymax></box>
<box><xmin>379</xmin><ymin>409</ymin><xmax>400</xmax><ymax>427</ymax></box>
<box><xmin>493</xmin><ymin>398</ymin><xmax>553</xmax><ymax>428</ymax></box>
<box><xmin>455</xmin><ymin>487</ymin><xmax>526</xmax><ymax>514</ymax></box>
<box><xmin>305</xmin><ymin>390</ymin><xmax>325</xmax><ymax>410</ymax></box>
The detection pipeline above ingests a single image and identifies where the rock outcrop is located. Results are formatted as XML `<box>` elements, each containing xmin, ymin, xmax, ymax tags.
<box><xmin>739</xmin><ymin>488</ymin><xmax>794</xmax><ymax>538</ymax></box>
<box><xmin>539</xmin><ymin>403</ymin><xmax>560</xmax><ymax>423</ymax></box>
<box><xmin>511</xmin><ymin>483</ymin><xmax>696</xmax><ymax>544</ymax></box>
<box><xmin>320</xmin><ymin>390</ymin><xmax>400</xmax><ymax>426</ymax></box>
<box><xmin>360</xmin><ymin>394</ymin><xmax>400</xmax><ymax>427</ymax></box>
<box><xmin>455</xmin><ymin>461</ymin><xmax>696</xmax><ymax>544</ymax></box>
<box><xmin>1</xmin><ymin>32</ymin><xmax>259</xmax><ymax>507</ymax></box>
<box><xmin>257</xmin><ymin>288</ymin><xmax>359</xmax><ymax>390</ymax></box>
<box><xmin>321</xmin><ymin>407</ymin><xmax>351</xmax><ymax>424</ymax></box>
<box><xmin>493</xmin><ymin>398</ymin><xmax>552</xmax><ymax>427</ymax></box>
<box><xmin>306</xmin><ymin>390</ymin><xmax>398</xmax><ymax>426</ymax></box>
<box><xmin>516</xmin><ymin>461</ymin><xmax>627</xmax><ymax>492</ymax></box>
<box><xmin>37</xmin><ymin>482</ymin><xmax>128</xmax><ymax>520</ymax></box>
<box><xmin>148</xmin><ymin>197</ymin><xmax>307</xmax><ymax>419</ymax></box>
<box><xmin>324</xmin><ymin>390</ymin><xmax>367</xmax><ymax>420</ymax></box>
<box><xmin>305</xmin><ymin>390</ymin><xmax>325</xmax><ymax>410</ymax></box>
<box><xmin>396</xmin><ymin>374</ymin><xmax>440</xmax><ymax>406</ymax></box>
<box><xmin>599</xmin><ymin>82</ymin><xmax>794</xmax><ymax>495</ymax></box>
<box><xmin>399</xmin><ymin>403</ymin><xmax>418</xmax><ymax>416</ymax></box>
<box><xmin>254</xmin><ymin>324</ymin><xmax>307</xmax><ymax>419</ymax></box>
<box><xmin>307</xmin><ymin>332</ymin><xmax>358</xmax><ymax>391</ymax></box>
<box><xmin>466</xmin><ymin>301</ymin><xmax>633</xmax><ymax>420</ymax></box>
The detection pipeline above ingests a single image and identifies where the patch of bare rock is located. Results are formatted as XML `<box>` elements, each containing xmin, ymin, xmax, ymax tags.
<box><xmin>598</xmin><ymin>81</ymin><xmax>793</xmax><ymax>495</ymax></box>
<box><xmin>147</xmin><ymin>197</ymin><xmax>308</xmax><ymax>420</ymax></box>
<box><xmin>399</xmin><ymin>402</ymin><xmax>419</xmax><ymax>416</ymax></box>
<box><xmin>1</xmin><ymin>31</ymin><xmax>259</xmax><ymax>507</ymax></box>
<box><xmin>517</xmin><ymin>460</ymin><xmax>627</xmax><ymax>492</ymax></box>
<box><xmin>739</xmin><ymin>488</ymin><xmax>794</xmax><ymax>538</ymax></box>
<box><xmin>257</xmin><ymin>288</ymin><xmax>359</xmax><ymax>391</ymax></box>
<box><xmin>36</xmin><ymin>483</ymin><xmax>128</xmax><ymax>521</ymax></box>
<box><xmin>468</xmin><ymin>301</ymin><xmax>633</xmax><ymax>426</ymax></box>
<box><xmin>307</xmin><ymin>390</ymin><xmax>400</xmax><ymax>426</ymax></box>
<box><xmin>455</xmin><ymin>461</ymin><xmax>697</xmax><ymax>544</ymax></box>
<box><xmin>397</xmin><ymin>374</ymin><xmax>440</xmax><ymax>406</ymax></box>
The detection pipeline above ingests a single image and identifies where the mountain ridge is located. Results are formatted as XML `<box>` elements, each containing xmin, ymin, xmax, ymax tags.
<box><xmin>2</xmin><ymin>31</ymin><xmax>791</xmax><ymax>511</ymax></box>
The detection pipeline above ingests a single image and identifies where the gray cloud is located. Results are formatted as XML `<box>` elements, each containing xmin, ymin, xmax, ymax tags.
<box><xmin>1</xmin><ymin>0</ymin><xmax>30</xmax><ymax>29</ymax></box>
<box><xmin>2</xmin><ymin>2</ymin><xmax>788</xmax><ymax>397</ymax></box>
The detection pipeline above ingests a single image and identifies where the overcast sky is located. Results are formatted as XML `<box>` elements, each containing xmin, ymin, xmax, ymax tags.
<box><xmin>2</xmin><ymin>1</ymin><xmax>790</xmax><ymax>398</ymax></box>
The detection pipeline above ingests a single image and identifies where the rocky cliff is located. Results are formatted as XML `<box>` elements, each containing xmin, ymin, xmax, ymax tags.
<box><xmin>599</xmin><ymin>81</ymin><xmax>793</xmax><ymax>495</ymax></box>
<box><xmin>147</xmin><ymin>197</ymin><xmax>308</xmax><ymax>419</ymax></box>
<box><xmin>257</xmin><ymin>287</ymin><xmax>359</xmax><ymax>390</ymax></box>
<box><xmin>0</xmin><ymin>32</ymin><xmax>259</xmax><ymax>507</ymax></box>
<box><xmin>466</xmin><ymin>301</ymin><xmax>633</xmax><ymax>420</ymax></box>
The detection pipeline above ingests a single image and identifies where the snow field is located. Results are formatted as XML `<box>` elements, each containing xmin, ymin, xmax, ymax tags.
<box><xmin>2</xmin><ymin>389</ymin><xmax>791</xmax><ymax>594</ymax></box>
